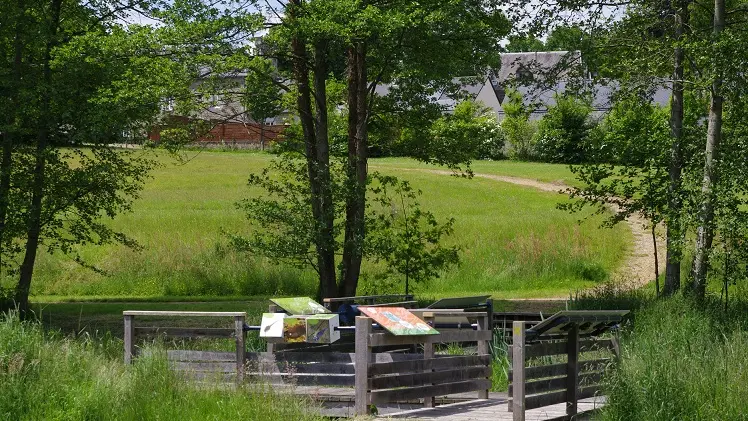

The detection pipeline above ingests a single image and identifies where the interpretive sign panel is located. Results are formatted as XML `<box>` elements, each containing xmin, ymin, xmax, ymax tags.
<box><xmin>259</xmin><ymin>312</ymin><xmax>285</xmax><ymax>338</ymax></box>
<box><xmin>271</xmin><ymin>297</ymin><xmax>330</xmax><ymax>315</ymax></box>
<box><xmin>306</xmin><ymin>314</ymin><xmax>341</xmax><ymax>344</ymax></box>
<box><xmin>527</xmin><ymin>310</ymin><xmax>630</xmax><ymax>339</ymax></box>
<box><xmin>283</xmin><ymin>316</ymin><xmax>307</xmax><ymax>342</ymax></box>
<box><xmin>359</xmin><ymin>306</ymin><xmax>439</xmax><ymax>336</ymax></box>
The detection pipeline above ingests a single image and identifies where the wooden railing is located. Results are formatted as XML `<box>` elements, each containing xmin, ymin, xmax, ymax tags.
<box><xmin>354</xmin><ymin>312</ymin><xmax>493</xmax><ymax>416</ymax></box>
<box><xmin>122</xmin><ymin>311</ymin><xmax>247</xmax><ymax>381</ymax></box>
<box><xmin>508</xmin><ymin>321</ymin><xmax>618</xmax><ymax>421</ymax></box>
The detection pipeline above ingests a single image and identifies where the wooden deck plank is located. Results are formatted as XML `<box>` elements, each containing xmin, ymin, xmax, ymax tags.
<box><xmin>379</xmin><ymin>396</ymin><xmax>606</xmax><ymax>420</ymax></box>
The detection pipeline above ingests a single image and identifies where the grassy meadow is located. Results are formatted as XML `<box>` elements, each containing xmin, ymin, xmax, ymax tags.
<box><xmin>19</xmin><ymin>151</ymin><xmax>630</xmax><ymax>300</ymax></box>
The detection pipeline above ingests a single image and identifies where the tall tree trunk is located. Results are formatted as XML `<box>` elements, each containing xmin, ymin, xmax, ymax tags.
<box><xmin>16</xmin><ymin>0</ymin><xmax>64</xmax><ymax>319</ymax></box>
<box><xmin>664</xmin><ymin>0</ymin><xmax>688</xmax><ymax>296</ymax></box>
<box><xmin>289</xmin><ymin>0</ymin><xmax>328</xmax><ymax>300</ymax></box>
<box><xmin>311</xmin><ymin>40</ymin><xmax>337</xmax><ymax>300</ymax></box>
<box><xmin>0</xmin><ymin>0</ymin><xmax>24</xmax><ymax>274</ymax></box>
<box><xmin>691</xmin><ymin>0</ymin><xmax>725</xmax><ymax>297</ymax></box>
<box><xmin>340</xmin><ymin>41</ymin><xmax>368</xmax><ymax>297</ymax></box>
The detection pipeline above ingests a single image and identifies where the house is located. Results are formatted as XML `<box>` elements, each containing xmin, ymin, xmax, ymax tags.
<box><xmin>433</xmin><ymin>51</ymin><xmax>671</xmax><ymax>121</ymax></box>
<box><xmin>151</xmin><ymin>70</ymin><xmax>290</xmax><ymax>148</ymax></box>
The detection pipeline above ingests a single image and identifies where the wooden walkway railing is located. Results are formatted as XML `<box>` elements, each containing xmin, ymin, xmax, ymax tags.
<box><xmin>354</xmin><ymin>312</ymin><xmax>493</xmax><ymax>416</ymax></box>
<box><xmin>508</xmin><ymin>321</ymin><xmax>618</xmax><ymax>421</ymax></box>
<box><xmin>122</xmin><ymin>311</ymin><xmax>247</xmax><ymax>381</ymax></box>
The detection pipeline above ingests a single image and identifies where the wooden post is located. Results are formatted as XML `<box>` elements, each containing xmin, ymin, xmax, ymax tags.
<box><xmin>511</xmin><ymin>321</ymin><xmax>525</xmax><ymax>421</ymax></box>
<box><xmin>235</xmin><ymin>315</ymin><xmax>246</xmax><ymax>383</ymax></box>
<box><xmin>611</xmin><ymin>335</ymin><xmax>621</xmax><ymax>359</ymax></box>
<box><xmin>124</xmin><ymin>314</ymin><xmax>135</xmax><ymax>365</ymax></box>
<box><xmin>355</xmin><ymin>316</ymin><xmax>372</xmax><ymax>416</ymax></box>
<box><xmin>566</xmin><ymin>323</ymin><xmax>580</xmax><ymax>418</ymax></box>
<box><xmin>485</xmin><ymin>298</ymin><xmax>494</xmax><ymax>330</ymax></box>
<box><xmin>423</xmin><ymin>314</ymin><xmax>436</xmax><ymax>407</ymax></box>
<box><xmin>477</xmin><ymin>314</ymin><xmax>490</xmax><ymax>399</ymax></box>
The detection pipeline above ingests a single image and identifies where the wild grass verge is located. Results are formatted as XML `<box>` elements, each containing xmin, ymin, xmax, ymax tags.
<box><xmin>0</xmin><ymin>311</ymin><xmax>322</xmax><ymax>421</ymax></box>
<box><xmin>582</xmin><ymin>295</ymin><xmax>748</xmax><ymax>420</ymax></box>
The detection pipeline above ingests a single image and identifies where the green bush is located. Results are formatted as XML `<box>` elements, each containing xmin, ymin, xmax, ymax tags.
<box><xmin>0</xmin><ymin>312</ymin><xmax>322</xmax><ymax>421</ymax></box>
<box><xmin>533</xmin><ymin>95</ymin><xmax>594</xmax><ymax>164</ymax></box>
<box><xmin>429</xmin><ymin>100</ymin><xmax>504</xmax><ymax>162</ymax></box>
<box><xmin>599</xmin><ymin>296</ymin><xmax>748</xmax><ymax>421</ymax></box>
<box><xmin>501</xmin><ymin>89</ymin><xmax>537</xmax><ymax>160</ymax></box>
<box><xmin>594</xmin><ymin>97</ymin><xmax>671</xmax><ymax>165</ymax></box>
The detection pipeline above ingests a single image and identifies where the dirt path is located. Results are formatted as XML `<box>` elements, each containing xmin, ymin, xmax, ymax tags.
<box><xmin>384</xmin><ymin>167</ymin><xmax>664</xmax><ymax>293</ymax></box>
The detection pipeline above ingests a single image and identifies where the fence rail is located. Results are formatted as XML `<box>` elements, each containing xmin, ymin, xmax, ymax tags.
<box><xmin>353</xmin><ymin>313</ymin><xmax>493</xmax><ymax>416</ymax></box>
<box><xmin>122</xmin><ymin>311</ymin><xmax>247</xmax><ymax>381</ymax></box>
<box><xmin>508</xmin><ymin>321</ymin><xmax>618</xmax><ymax>421</ymax></box>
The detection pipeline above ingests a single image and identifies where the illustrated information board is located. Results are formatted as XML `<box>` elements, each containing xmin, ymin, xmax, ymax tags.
<box><xmin>259</xmin><ymin>312</ymin><xmax>340</xmax><ymax>344</ymax></box>
<box><xmin>270</xmin><ymin>297</ymin><xmax>330</xmax><ymax>315</ymax></box>
<box><xmin>358</xmin><ymin>306</ymin><xmax>439</xmax><ymax>336</ymax></box>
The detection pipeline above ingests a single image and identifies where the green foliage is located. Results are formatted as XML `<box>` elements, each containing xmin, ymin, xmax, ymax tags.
<box><xmin>559</xmin><ymin>98</ymin><xmax>671</xmax><ymax>284</ymax></box>
<box><xmin>0</xmin><ymin>311</ymin><xmax>321</xmax><ymax>421</ymax></box>
<box><xmin>533</xmin><ymin>94</ymin><xmax>594</xmax><ymax>164</ymax></box>
<box><xmin>429</xmin><ymin>101</ymin><xmax>504</xmax><ymax>163</ymax></box>
<box><xmin>597</xmin><ymin>96</ymin><xmax>672</xmax><ymax>164</ymax></box>
<box><xmin>230</xmin><ymin>154</ymin><xmax>460</xmax><ymax>293</ymax></box>
<box><xmin>230</xmin><ymin>154</ymin><xmax>343</xmax><ymax>273</ymax></box>
<box><xmin>366</xmin><ymin>175</ymin><xmax>460</xmax><ymax>294</ymax></box>
<box><xmin>501</xmin><ymin>89</ymin><xmax>537</xmax><ymax>160</ymax></box>
<box><xmin>505</xmin><ymin>34</ymin><xmax>545</xmax><ymax>52</ymax></box>
<box><xmin>241</xmin><ymin>57</ymin><xmax>284</xmax><ymax>148</ymax></box>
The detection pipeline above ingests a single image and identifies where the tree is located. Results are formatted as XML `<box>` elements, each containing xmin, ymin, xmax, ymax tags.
<box><xmin>560</xmin><ymin>96</ymin><xmax>673</xmax><ymax>293</ymax></box>
<box><xmin>514</xmin><ymin>0</ymin><xmax>748</xmax><ymax>298</ymax></box>
<box><xmin>0</xmin><ymin>0</ymin><xmax>195</xmax><ymax>316</ymax></box>
<box><xmin>505</xmin><ymin>34</ymin><xmax>545</xmax><ymax>52</ymax></box>
<box><xmin>690</xmin><ymin>0</ymin><xmax>725</xmax><ymax>295</ymax></box>
<box><xmin>366</xmin><ymin>175</ymin><xmax>459</xmax><ymax>295</ymax></box>
<box><xmin>242</xmin><ymin>57</ymin><xmax>283</xmax><ymax>150</ymax></box>
<box><xmin>233</xmin><ymin>0</ymin><xmax>509</xmax><ymax>298</ymax></box>
<box><xmin>229</xmin><ymin>154</ymin><xmax>459</xmax><ymax>296</ymax></box>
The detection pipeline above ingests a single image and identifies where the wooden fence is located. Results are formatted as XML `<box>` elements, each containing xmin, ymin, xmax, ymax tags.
<box><xmin>354</xmin><ymin>312</ymin><xmax>493</xmax><ymax>416</ymax></box>
<box><xmin>508</xmin><ymin>321</ymin><xmax>619</xmax><ymax>421</ymax></box>
<box><xmin>123</xmin><ymin>311</ymin><xmax>247</xmax><ymax>381</ymax></box>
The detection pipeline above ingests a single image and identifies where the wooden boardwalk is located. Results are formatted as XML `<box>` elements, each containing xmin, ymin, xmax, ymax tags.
<box><xmin>380</xmin><ymin>396</ymin><xmax>605</xmax><ymax>420</ymax></box>
<box><xmin>285</xmin><ymin>386</ymin><xmax>605</xmax><ymax>419</ymax></box>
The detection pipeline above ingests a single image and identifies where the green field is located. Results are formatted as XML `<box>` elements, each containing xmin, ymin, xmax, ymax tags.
<box><xmin>373</xmin><ymin>157</ymin><xmax>580</xmax><ymax>185</ymax></box>
<box><xmin>20</xmin><ymin>151</ymin><xmax>630</xmax><ymax>300</ymax></box>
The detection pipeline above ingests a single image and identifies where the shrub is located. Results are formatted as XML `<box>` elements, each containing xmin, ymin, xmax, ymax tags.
<box><xmin>533</xmin><ymin>94</ymin><xmax>594</xmax><ymax>163</ymax></box>
<box><xmin>501</xmin><ymin>88</ymin><xmax>537</xmax><ymax>160</ymax></box>
<box><xmin>595</xmin><ymin>97</ymin><xmax>671</xmax><ymax>165</ymax></box>
<box><xmin>429</xmin><ymin>100</ymin><xmax>504</xmax><ymax>162</ymax></box>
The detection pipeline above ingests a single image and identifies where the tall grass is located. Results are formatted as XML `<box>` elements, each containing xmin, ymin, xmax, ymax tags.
<box><xmin>0</xmin><ymin>312</ymin><xmax>322</xmax><ymax>421</ymax></box>
<box><xmin>597</xmin><ymin>296</ymin><xmax>748</xmax><ymax>421</ymax></box>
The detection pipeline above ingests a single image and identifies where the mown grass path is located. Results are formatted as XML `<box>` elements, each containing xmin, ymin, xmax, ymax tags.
<box><xmin>377</xmin><ymin>166</ymin><xmax>663</xmax><ymax>295</ymax></box>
